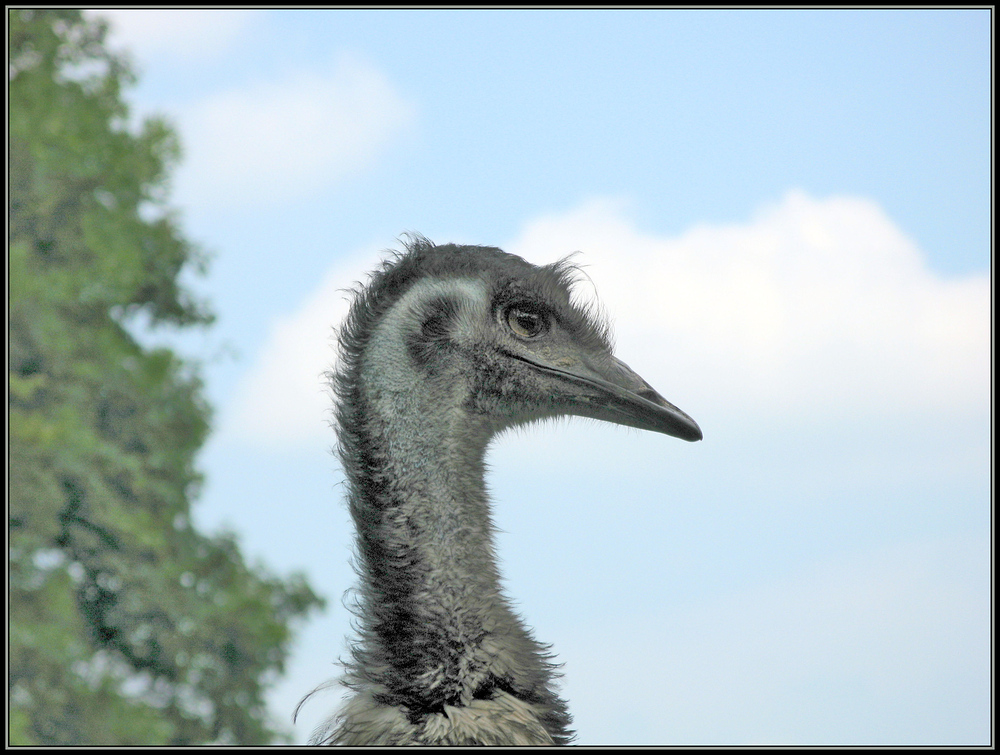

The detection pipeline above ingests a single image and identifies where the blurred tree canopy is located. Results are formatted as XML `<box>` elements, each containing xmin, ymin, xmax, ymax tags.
<box><xmin>8</xmin><ymin>9</ymin><xmax>324</xmax><ymax>745</ymax></box>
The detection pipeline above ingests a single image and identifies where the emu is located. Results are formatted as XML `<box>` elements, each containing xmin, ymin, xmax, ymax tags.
<box><xmin>310</xmin><ymin>236</ymin><xmax>701</xmax><ymax>745</ymax></box>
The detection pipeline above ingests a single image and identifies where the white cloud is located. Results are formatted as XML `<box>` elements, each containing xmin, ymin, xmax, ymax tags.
<box><xmin>170</xmin><ymin>54</ymin><xmax>416</xmax><ymax>208</ymax></box>
<box><xmin>219</xmin><ymin>247</ymin><xmax>380</xmax><ymax>447</ymax></box>
<box><xmin>223</xmin><ymin>192</ymin><xmax>989</xmax><ymax>448</ymax></box>
<box><xmin>88</xmin><ymin>9</ymin><xmax>260</xmax><ymax>63</ymax></box>
<box><xmin>86</xmin><ymin>12</ymin><xmax>414</xmax><ymax>207</ymax></box>
<box><xmin>508</xmin><ymin>191</ymin><xmax>989</xmax><ymax>424</ymax></box>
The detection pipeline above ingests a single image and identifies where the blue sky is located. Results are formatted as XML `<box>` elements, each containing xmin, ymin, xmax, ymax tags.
<box><xmin>91</xmin><ymin>9</ymin><xmax>990</xmax><ymax>745</ymax></box>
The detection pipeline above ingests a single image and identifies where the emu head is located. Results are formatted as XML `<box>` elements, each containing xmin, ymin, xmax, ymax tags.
<box><xmin>348</xmin><ymin>238</ymin><xmax>702</xmax><ymax>445</ymax></box>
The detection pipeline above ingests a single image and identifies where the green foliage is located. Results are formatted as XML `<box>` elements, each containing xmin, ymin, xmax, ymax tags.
<box><xmin>8</xmin><ymin>10</ymin><xmax>324</xmax><ymax>745</ymax></box>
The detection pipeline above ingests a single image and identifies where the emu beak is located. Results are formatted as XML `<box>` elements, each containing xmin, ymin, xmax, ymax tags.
<box><xmin>518</xmin><ymin>352</ymin><xmax>703</xmax><ymax>442</ymax></box>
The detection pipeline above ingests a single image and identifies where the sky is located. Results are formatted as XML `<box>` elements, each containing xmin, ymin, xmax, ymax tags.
<box><xmin>88</xmin><ymin>9</ymin><xmax>990</xmax><ymax>745</ymax></box>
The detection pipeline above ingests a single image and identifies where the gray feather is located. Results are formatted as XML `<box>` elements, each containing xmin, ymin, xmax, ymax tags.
<box><xmin>307</xmin><ymin>235</ymin><xmax>701</xmax><ymax>745</ymax></box>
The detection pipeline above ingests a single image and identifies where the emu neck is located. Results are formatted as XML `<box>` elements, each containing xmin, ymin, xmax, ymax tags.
<box><xmin>349</xmin><ymin>369</ymin><xmax>528</xmax><ymax>709</ymax></box>
<box><xmin>327</xmin><ymin>276</ymin><xmax>573</xmax><ymax>744</ymax></box>
<box><xmin>374</xmin><ymin>385</ymin><xmax>501</xmax><ymax>604</ymax></box>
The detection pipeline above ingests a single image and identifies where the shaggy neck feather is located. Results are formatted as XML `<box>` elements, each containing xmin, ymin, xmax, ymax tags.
<box><xmin>322</xmin><ymin>277</ymin><xmax>573</xmax><ymax>745</ymax></box>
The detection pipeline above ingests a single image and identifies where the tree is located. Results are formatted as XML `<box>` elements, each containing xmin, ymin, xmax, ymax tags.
<box><xmin>8</xmin><ymin>10</ymin><xmax>324</xmax><ymax>744</ymax></box>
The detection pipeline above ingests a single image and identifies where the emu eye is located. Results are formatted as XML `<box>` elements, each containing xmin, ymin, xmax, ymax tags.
<box><xmin>505</xmin><ymin>306</ymin><xmax>546</xmax><ymax>339</ymax></box>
